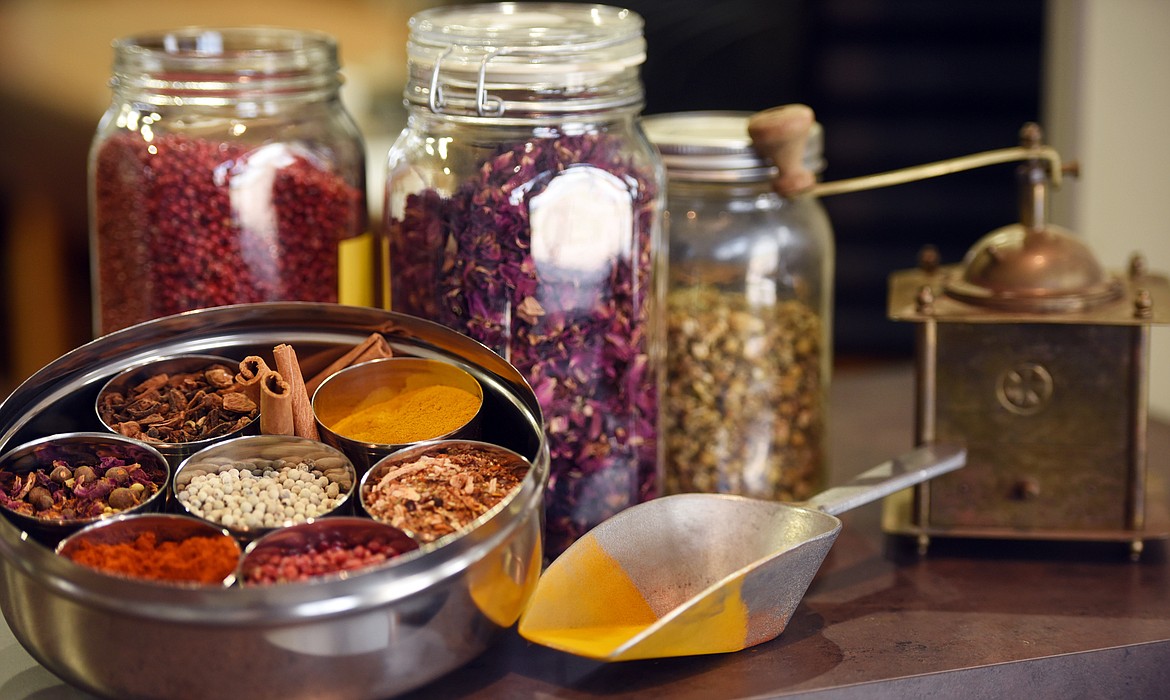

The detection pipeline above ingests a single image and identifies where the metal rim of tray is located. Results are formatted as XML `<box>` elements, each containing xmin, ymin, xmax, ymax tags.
<box><xmin>0</xmin><ymin>302</ymin><xmax>550</xmax><ymax>625</ymax></box>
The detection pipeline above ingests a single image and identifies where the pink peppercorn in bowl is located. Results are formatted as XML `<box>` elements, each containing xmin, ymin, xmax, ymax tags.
<box><xmin>0</xmin><ymin>431</ymin><xmax>170</xmax><ymax>547</ymax></box>
<box><xmin>238</xmin><ymin>516</ymin><xmax>420</xmax><ymax>586</ymax></box>
<box><xmin>95</xmin><ymin>354</ymin><xmax>261</xmax><ymax>467</ymax></box>
<box><xmin>312</xmin><ymin>357</ymin><xmax>484</xmax><ymax>474</ymax></box>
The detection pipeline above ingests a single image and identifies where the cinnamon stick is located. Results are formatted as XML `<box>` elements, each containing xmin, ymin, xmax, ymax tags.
<box><xmin>304</xmin><ymin>333</ymin><xmax>393</xmax><ymax>396</ymax></box>
<box><xmin>272</xmin><ymin>343</ymin><xmax>318</xmax><ymax>440</ymax></box>
<box><xmin>235</xmin><ymin>356</ymin><xmax>272</xmax><ymax>404</ymax></box>
<box><xmin>259</xmin><ymin>371</ymin><xmax>294</xmax><ymax>436</ymax></box>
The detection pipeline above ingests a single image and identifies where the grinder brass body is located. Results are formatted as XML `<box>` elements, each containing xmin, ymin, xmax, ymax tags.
<box><xmin>883</xmin><ymin>125</ymin><xmax>1170</xmax><ymax>557</ymax></box>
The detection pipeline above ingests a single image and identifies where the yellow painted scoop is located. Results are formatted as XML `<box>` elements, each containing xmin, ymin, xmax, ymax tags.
<box><xmin>518</xmin><ymin>444</ymin><xmax>965</xmax><ymax>661</ymax></box>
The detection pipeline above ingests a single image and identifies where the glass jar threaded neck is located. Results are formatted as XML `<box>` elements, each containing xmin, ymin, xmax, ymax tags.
<box><xmin>404</xmin><ymin>2</ymin><xmax>647</xmax><ymax>123</ymax></box>
<box><xmin>111</xmin><ymin>26</ymin><xmax>341</xmax><ymax>107</ymax></box>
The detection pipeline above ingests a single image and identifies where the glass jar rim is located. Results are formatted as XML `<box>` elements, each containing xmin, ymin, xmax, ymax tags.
<box><xmin>408</xmin><ymin>3</ymin><xmax>645</xmax><ymax>67</ymax></box>
<box><xmin>109</xmin><ymin>26</ymin><xmax>341</xmax><ymax>104</ymax></box>
<box><xmin>113</xmin><ymin>26</ymin><xmax>339</xmax><ymax>76</ymax></box>
<box><xmin>643</xmin><ymin>111</ymin><xmax>825</xmax><ymax>183</ymax></box>
<box><xmin>405</xmin><ymin>3</ymin><xmax>646</xmax><ymax>119</ymax></box>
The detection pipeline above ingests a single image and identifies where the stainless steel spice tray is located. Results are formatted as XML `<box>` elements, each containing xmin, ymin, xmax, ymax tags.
<box><xmin>0</xmin><ymin>302</ymin><xmax>550</xmax><ymax>700</ymax></box>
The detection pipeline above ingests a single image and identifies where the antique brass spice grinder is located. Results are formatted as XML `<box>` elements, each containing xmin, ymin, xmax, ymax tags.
<box><xmin>880</xmin><ymin>125</ymin><xmax>1170</xmax><ymax>556</ymax></box>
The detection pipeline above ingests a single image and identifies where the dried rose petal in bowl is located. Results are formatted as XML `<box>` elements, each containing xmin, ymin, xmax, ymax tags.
<box><xmin>0</xmin><ymin>432</ymin><xmax>169</xmax><ymax>544</ymax></box>
<box><xmin>359</xmin><ymin>440</ymin><xmax>532</xmax><ymax>544</ymax></box>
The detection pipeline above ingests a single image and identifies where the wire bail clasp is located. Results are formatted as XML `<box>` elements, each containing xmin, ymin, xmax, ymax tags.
<box><xmin>428</xmin><ymin>46</ymin><xmax>507</xmax><ymax>118</ymax></box>
<box><xmin>475</xmin><ymin>49</ymin><xmax>507</xmax><ymax>117</ymax></box>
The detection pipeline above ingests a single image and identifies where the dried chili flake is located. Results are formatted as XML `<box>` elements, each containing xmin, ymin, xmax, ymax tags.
<box><xmin>362</xmin><ymin>445</ymin><xmax>529</xmax><ymax>542</ymax></box>
<box><xmin>387</xmin><ymin>131</ymin><xmax>660</xmax><ymax>557</ymax></box>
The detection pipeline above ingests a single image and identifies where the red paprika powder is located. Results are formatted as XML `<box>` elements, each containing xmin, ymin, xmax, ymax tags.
<box><xmin>63</xmin><ymin>531</ymin><xmax>241</xmax><ymax>585</ymax></box>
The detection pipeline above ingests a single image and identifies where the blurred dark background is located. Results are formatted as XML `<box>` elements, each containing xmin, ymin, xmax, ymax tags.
<box><xmin>0</xmin><ymin>0</ymin><xmax>1046</xmax><ymax>393</ymax></box>
<box><xmin>620</xmin><ymin>0</ymin><xmax>1045</xmax><ymax>358</ymax></box>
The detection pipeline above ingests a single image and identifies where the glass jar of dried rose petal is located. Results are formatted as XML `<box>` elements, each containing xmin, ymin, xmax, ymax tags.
<box><xmin>89</xmin><ymin>27</ymin><xmax>370</xmax><ymax>335</ymax></box>
<box><xmin>643</xmin><ymin>111</ymin><xmax>834</xmax><ymax>504</ymax></box>
<box><xmin>383</xmin><ymin>3</ymin><xmax>665</xmax><ymax>558</ymax></box>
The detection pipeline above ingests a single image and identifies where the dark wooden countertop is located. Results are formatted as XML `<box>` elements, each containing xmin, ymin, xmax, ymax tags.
<box><xmin>2</xmin><ymin>361</ymin><xmax>1168</xmax><ymax>699</ymax></box>
<box><xmin>401</xmin><ymin>361</ymin><xmax>1170</xmax><ymax>699</ymax></box>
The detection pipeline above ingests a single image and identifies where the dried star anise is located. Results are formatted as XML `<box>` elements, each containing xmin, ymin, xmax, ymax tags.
<box><xmin>98</xmin><ymin>363</ymin><xmax>258</xmax><ymax>444</ymax></box>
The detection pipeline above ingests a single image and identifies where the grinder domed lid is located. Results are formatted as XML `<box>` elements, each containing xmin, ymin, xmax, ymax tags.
<box><xmin>945</xmin><ymin>222</ymin><xmax>1122</xmax><ymax>313</ymax></box>
<box><xmin>944</xmin><ymin>124</ymin><xmax>1121</xmax><ymax>313</ymax></box>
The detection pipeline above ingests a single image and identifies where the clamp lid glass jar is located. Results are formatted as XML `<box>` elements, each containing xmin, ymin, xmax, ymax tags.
<box><xmin>644</xmin><ymin>111</ymin><xmax>834</xmax><ymax>502</ymax></box>
<box><xmin>89</xmin><ymin>27</ymin><xmax>370</xmax><ymax>335</ymax></box>
<box><xmin>384</xmin><ymin>3</ymin><xmax>665</xmax><ymax>558</ymax></box>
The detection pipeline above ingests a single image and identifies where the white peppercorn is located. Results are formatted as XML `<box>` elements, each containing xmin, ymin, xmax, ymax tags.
<box><xmin>176</xmin><ymin>457</ymin><xmax>350</xmax><ymax>532</ymax></box>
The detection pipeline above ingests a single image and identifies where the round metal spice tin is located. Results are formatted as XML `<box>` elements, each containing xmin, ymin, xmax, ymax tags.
<box><xmin>0</xmin><ymin>302</ymin><xmax>549</xmax><ymax>700</ymax></box>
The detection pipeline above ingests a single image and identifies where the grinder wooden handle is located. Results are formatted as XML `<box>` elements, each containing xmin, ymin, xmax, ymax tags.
<box><xmin>747</xmin><ymin>104</ymin><xmax>816</xmax><ymax>198</ymax></box>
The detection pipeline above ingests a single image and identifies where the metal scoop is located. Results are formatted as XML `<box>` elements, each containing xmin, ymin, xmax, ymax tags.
<box><xmin>518</xmin><ymin>443</ymin><xmax>965</xmax><ymax>661</ymax></box>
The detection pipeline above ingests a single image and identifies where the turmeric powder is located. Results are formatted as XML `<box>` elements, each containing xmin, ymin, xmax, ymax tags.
<box><xmin>329</xmin><ymin>384</ymin><xmax>479</xmax><ymax>445</ymax></box>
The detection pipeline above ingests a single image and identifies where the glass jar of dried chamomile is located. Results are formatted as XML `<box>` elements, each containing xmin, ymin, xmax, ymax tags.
<box><xmin>89</xmin><ymin>27</ymin><xmax>370</xmax><ymax>335</ymax></box>
<box><xmin>383</xmin><ymin>3</ymin><xmax>665</xmax><ymax>558</ymax></box>
<box><xmin>643</xmin><ymin>109</ymin><xmax>834</xmax><ymax>503</ymax></box>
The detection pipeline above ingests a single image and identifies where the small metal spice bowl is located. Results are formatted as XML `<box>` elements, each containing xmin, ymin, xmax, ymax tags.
<box><xmin>313</xmin><ymin>357</ymin><xmax>484</xmax><ymax>473</ymax></box>
<box><xmin>359</xmin><ymin>439</ymin><xmax>533</xmax><ymax>545</ymax></box>
<box><xmin>95</xmin><ymin>353</ymin><xmax>260</xmax><ymax>466</ymax></box>
<box><xmin>238</xmin><ymin>516</ymin><xmax>420</xmax><ymax>586</ymax></box>
<box><xmin>172</xmin><ymin>434</ymin><xmax>358</xmax><ymax>541</ymax></box>
<box><xmin>56</xmin><ymin>512</ymin><xmax>241</xmax><ymax>588</ymax></box>
<box><xmin>0</xmin><ymin>431</ymin><xmax>170</xmax><ymax>546</ymax></box>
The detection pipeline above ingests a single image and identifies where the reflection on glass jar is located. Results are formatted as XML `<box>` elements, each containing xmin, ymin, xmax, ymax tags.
<box><xmin>89</xmin><ymin>27</ymin><xmax>370</xmax><ymax>335</ymax></box>
<box><xmin>644</xmin><ymin>111</ymin><xmax>834</xmax><ymax>502</ymax></box>
<box><xmin>383</xmin><ymin>3</ymin><xmax>665</xmax><ymax>558</ymax></box>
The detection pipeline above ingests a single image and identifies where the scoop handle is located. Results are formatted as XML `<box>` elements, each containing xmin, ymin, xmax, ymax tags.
<box><xmin>803</xmin><ymin>443</ymin><xmax>966</xmax><ymax>517</ymax></box>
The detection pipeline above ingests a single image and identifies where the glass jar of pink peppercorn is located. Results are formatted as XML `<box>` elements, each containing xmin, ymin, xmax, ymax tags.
<box><xmin>89</xmin><ymin>27</ymin><xmax>371</xmax><ymax>335</ymax></box>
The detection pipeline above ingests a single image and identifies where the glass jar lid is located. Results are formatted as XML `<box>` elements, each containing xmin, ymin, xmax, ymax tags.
<box><xmin>643</xmin><ymin>111</ymin><xmax>824</xmax><ymax>183</ymax></box>
<box><xmin>405</xmin><ymin>2</ymin><xmax>647</xmax><ymax>120</ymax></box>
